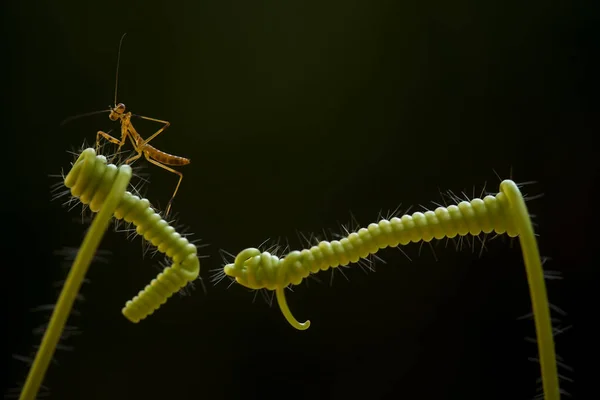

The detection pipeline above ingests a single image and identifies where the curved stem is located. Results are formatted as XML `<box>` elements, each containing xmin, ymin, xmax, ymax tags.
<box><xmin>501</xmin><ymin>180</ymin><xmax>559</xmax><ymax>400</ymax></box>
<box><xmin>19</xmin><ymin>165</ymin><xmax>132</xmax><ymax>400</ymax></box>
<box><xmin>276</xmin><ymin>287</ymin><xmax>310</xmax><ymax>331</ymax></box>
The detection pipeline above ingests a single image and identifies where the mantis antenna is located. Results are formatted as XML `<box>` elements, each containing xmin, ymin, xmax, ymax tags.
<box><xmin>114</xmin><ymin>33</ymin><xmax>127</xmax><ymax>108</ymax></box>
<box><xmin>59</xmin><ymin>33</ymin><xmax>127</xmax><ymax>127</ymax></box>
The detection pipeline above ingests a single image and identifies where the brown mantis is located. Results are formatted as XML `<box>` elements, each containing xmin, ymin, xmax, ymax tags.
<box><xmin>65</xmin><ymin>33</ymin><xmax>190</xmax><ymax>218</ymax></box>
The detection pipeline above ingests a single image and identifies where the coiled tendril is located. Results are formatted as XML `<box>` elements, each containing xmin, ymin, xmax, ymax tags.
<box><xmin>65</xmin><ymin>148</ymin><xmax>200</xmax><ymax>322</ymax></box>
<box><xmin>225</xmin><ymin>186</ymin><xmax>519</xmax><ymax>328</ymax></box>
<box><xmin>224</xmin><ymin>180</ymin><xmax>559</xmax><ymax>400</ymax></box>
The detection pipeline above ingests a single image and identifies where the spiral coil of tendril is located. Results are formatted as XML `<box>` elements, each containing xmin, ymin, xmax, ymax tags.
<box><xmin>224</xmin><ymin>186</ymin><xmax>521</xmax><ymax>330</ymax></box>
<box><xmin>64</xmin><ymin>148</ymin><xmax>200</xmax><ymax>322</ymax></box>
<box><xmin>225</xmin><ymin>180</ymin><xmax>560</xmax><ymax>400</ymax></box>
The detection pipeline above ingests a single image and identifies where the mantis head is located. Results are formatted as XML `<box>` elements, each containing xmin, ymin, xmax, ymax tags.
<box><xmin>109</xmin><ymin>103</ymin><xmax>126</xmax><ymax>121</ymax></box>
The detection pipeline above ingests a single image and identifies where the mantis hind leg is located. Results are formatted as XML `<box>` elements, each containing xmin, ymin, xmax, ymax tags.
<box><xmin>143</xmin><ymin>151</ymin><xmax>183</xmax><ymax>218</ymax></box>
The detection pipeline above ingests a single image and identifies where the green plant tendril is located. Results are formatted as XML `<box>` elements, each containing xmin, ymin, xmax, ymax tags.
<box><xmin>225</xmin><ymin>180</ymin><xmax>559</xmax><ymax>400</ymax></box>
<box><xmin>65</xmin><ymin>148</ymin><xmax>200</xmax><ymax>321</ymax></box>
<box><xmin>19</xmin><ymin>158</ymin><xmax>132</xmax><ymax>400</ymax></box>
<box><xmin>501</xmin><ymin>180</ymin><xmax>558</xmax><ymax>400</ymax></box>
<box><xmin>19</xmin><ymin>148</ymin><xmax>200</xmax><ymax>400</ymax></box>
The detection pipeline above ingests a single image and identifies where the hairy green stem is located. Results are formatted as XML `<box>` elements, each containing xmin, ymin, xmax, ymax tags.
<box><xmin>19</xmin><ymin>163</ymin><xmax>132</xmax><ymax>400</ymax></box>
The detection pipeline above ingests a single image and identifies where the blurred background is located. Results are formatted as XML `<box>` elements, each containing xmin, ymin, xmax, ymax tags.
<box><xmin>2</xmin><ymin>0</ymin><xmax>593</xmax><ymax>399</ymax></box>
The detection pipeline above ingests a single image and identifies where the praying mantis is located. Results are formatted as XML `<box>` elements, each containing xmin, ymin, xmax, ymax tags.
<box><xmin>64</xmin><ymin>33</ymin><xmax>190</xmax><ymax>217</ymax></box>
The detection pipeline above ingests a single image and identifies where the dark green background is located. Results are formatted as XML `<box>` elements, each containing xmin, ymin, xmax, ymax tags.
<box><xmin>3</xmin><ymin>0</ymin><xmax>591</xmax><ymax>399</ymax></box>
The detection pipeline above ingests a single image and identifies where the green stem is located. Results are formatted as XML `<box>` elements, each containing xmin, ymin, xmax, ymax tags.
<box><xmin>19</xmin><ymin>164</ymin><xmax>132</xmax><ymax>400</ymax></box>
<box><xmin>501</xmin><ymin>180</ymin><xmax>559</xmax><ymax>400</ymax></box>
